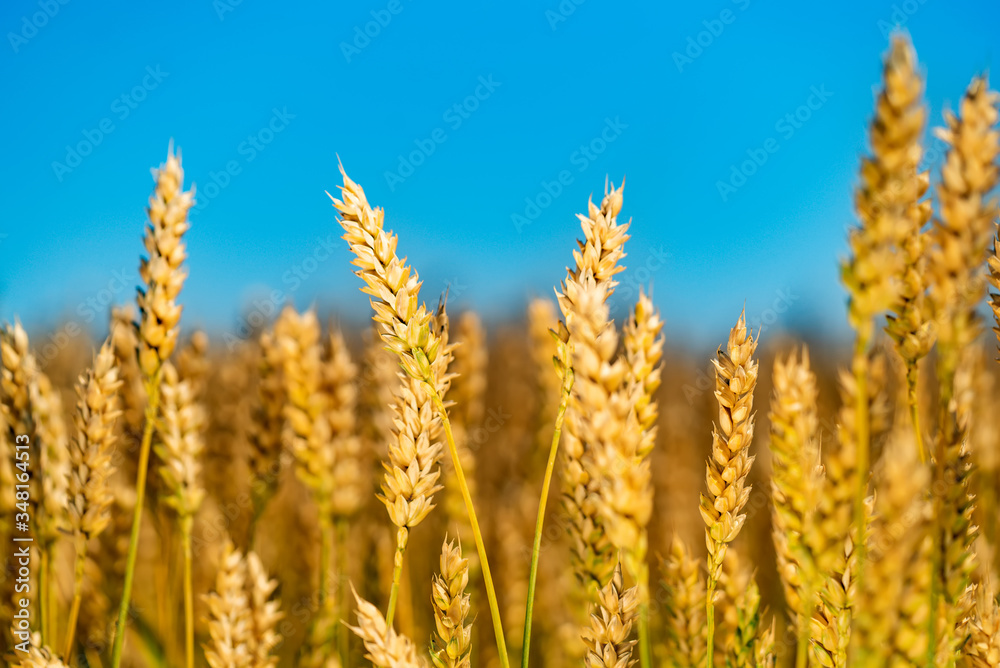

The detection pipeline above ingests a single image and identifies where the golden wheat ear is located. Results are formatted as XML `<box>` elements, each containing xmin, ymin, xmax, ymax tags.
<box><xmin>581</xmin><ymin>562</ymin><xmax>639</xmax><ymax>668</ymax></box>
<box><xmin>348</xmin><ymin>586</ymin><xmax>425</xmax><ymax>668</ymax></box>
<box><xmin>431</xmin><ymin>537</ymin><xmax>473</xmax><ymax>668</ymax></box>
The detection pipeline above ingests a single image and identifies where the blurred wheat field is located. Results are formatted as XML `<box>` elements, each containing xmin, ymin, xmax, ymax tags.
<box><xmin>3</xmin><ymin>33</ymin><xmax>1000</xmax><ymax>668</ymax></box>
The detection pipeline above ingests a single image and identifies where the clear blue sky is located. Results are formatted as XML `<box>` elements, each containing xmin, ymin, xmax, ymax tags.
<box><xmin>2</xmin><ymin>0</ymin><xmax>998</xmax><ymax>349</ymax></box>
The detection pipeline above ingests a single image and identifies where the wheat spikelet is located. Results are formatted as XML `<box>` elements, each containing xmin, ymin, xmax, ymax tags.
<box><xmin>33</xmin><ymin>370</ymin><xmax>70</xmax><ymax>545</ymax></box>
<box><xmin>963</xmin><ymin>585</ymin><xmax>1000</xmax><ymax>667</ymax></box>
<box><xmin>177</xmin><ymin>330</ymin><xmax>211</xmax><ymax>400</ymax></box>
<box><xmin>701</xmin><ymin>309</ymin><xmax>758</xmax><ymax>661</ymax></box>
<box><xmin>155</xmin><ymin>362</ymin><xmax>206</xmax><ymax>520</ymax></box>
<box><xmin>11</xmin><ymin>639</ymin><xmax>69</xmax><ymax>667</ymax></box>
<box><xmin>561</xmin><ymin>276</ymin><xmax>630</xmax><ymax>591</ymax></box>
<box><xmin>349</xmin><ymin>588</ymin><xmax>426</xmax><ymax>668</ymax></box>
<box><xmin>556</xmin><ymin>182</ymin><xmax>628</xmax><ymax>589</ymax></box>
<box><xmin>245</xmin><ymin>552</ymin><xmax>283</xmax><ymax>668</ymax></box>
<box><xmin>767</xmin><ymin>348</ymin><xmax>822</xmax><ymax>623</ymax></box>
<box><xmin>324</xmin><ymin>328</ymin><xmax>364</xmax><ymax>517</ymax></box>
<box><xmin>811</xmin><ymin>363</ymin><xmax>872</xmax><ymax>668</ymax></box>
<box><xmin>431</xmin><ymin>538</ymin><xmax>472</xmax><ymax>668</ymax></box>
<box><xmin>876</xmin><ymin>36</ymin><xmax>935</xmax><ymax>420</ymax></box>
<box><xmin>850</xmin><ymin>427</ymin><xmax>932</xmax><ymax>665</ymax></box>
<box><xmin>275</xmin><ymin>305</ymin><xmax>335</xmax><ymax>513</ymax></box>
<box><xmin>754</xmin><ymin>618</ymin><xmax>777</xmax><ymax>668</ymax></box>
<box><xmin>136</xmin><ymin>145</ymin><xmax>193</xmax><ymax>379</ymax></box>
<box><xmin>203</xmin><ymin>541</ymin><xmax>253</xmax><ymax>668</ymax></box>
<box><xmin>714</xmin><ymin>549</ymin><xmax>760</xmax><ymax>668</ymax></box>
<box><xmin>661</xmin><ymin>537</ymin><xmax>706</xmax><ymax>668</ymax></box>
<box><xmin>1</xmin><ymin>321</ymin><xmax>36</xmax><ymax>438</ymax></box>
<box><xmin>581</xmin><ymin>562</ymin><xmax>639</xmax><ymax>668</ymax></box>
<box><xmin>248</xmin><ymin>326</ymin><xmax>286</xmax><ymax>515</ymax></box>
<box><xmin>990</xmin><ymin>233</ymin><xmax>1000</xmax><ymax>351</ymax></box>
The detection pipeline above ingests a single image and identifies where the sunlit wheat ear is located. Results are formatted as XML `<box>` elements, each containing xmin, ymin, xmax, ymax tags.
<box><xmin>873</xmin><ymin>35</ymin><xmax>935</xmax><ymax>461</ymax></box>
<box><xmin>67</xmin><ymin>340</ymin><xmax>123</xmax><ymax>543</ymax></box>
<box><xmin>767</xmin><ymin>348</ymin><xmax>822</xmax><ymax>630</ymax></box>
<box><xmin>12</xmin><ymin>638</ymin><xmax>69</xmax><ymax>667</ymax></box>
<box><xmin>245</xmin><ymin>552</ymin><xmax>283</xmax><ymax>668</ymax></box>
<box><xmin>203</xmin><ymin>540</ymin><xmax>252</xmax><ymax>668</ymax></box>
<box><xmin>989</xmin><ymin>232</ymin><xmax>1000</xmax><ymax>352</ymax></box>
<box><xmin>1</xmin><ymin>320</ymin><xmax>36</xmax><ymax>441</ymax></box>
<box><xmin>850</xmin><ymin>427</ymin><xmax>932</xmax><ymax>665</ymax></box>
<box><xmin>581</xmin><ymin>562</ymin><xmax>639</xmax><ymax>668</ymax></box>
<box><xmin>661</xmin><ymin>537</ymin><xmax>706</xmax><ymax>668</ymax></box>
<box><xmin>430</xmin><ymin>537</ymin><xmax>472</xmax><ymax>668</ymax></box>
<box><xmin>324</xmin><ymin>327</ymin><xmax>365</xmax><ymax>517</ymax></box>
<box><xmin>561</xmin><ymin>276</ymin><xmax>622</xmax><ymax>592</ymax></box>
<box><xmin>963</xmin><ymin>585</ymin><xmax>1000</xmax><ymax>667</ymax></box>
<box><xmin>247</xmin><ymin>326</ymin><xmax>286</xmax><ymax>513</ymax></box>
<box><xmin>33</xmin><ymin>370</ymin><xmax>70</xmax><ymax>545</ymax></box>
<box><xmin>349</xmin><ymin>587</ymin><xmax>426</xmax><ymax>668</ymax></box>
<box><xmin>136</xmin><ymin>145</ymin><xmax>193</xmax><ymax>379</ymax></box>
<box><xmin>274</xmin><ymin>305</ymin><xmax>335</xmax><ymax>513</ymax></box>
<box><xmin>154</xmin><ymin>362</ymin><xmax>206</xmax><ymax>520</ymax></box>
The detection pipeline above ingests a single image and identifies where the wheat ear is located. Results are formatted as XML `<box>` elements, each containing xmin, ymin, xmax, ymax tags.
<box><xmin>64</xmin><ymin>339</ymin><xmax>122</xmax><ymax>660</ymax></box>
<box><xmin>582</xmin><ymin>562</ymin><xmax>639</xmax><ymax>668</ymax></box>
<box><xmin>767</xmin><ymin>348</ymin><xmax>822</xmax><ymax>667</ymax></box>
<box><xmin>13</xmin><ymin>639</ymin><xmax>70</xmax><ymax>667</ymax></box>
<box><xmin>874</xmin><ymin>35</ymin><xmax>935</xmax><ymax>463</ymax></box>
<box><xmin>154</xmin><ymin>361</ymin><xmax>206</xmax><ymax>668</ymax></box>
<box><xmin>662</xmin><ymin>536</ymin><xmax>707</xmax><ymax>668</ymax></box>
<box><xmin>927</xmin><ymin>75</ymin><xmax>999</xmax><ymax>662</ymax></box>
<box><xmin>701</xmin><ymin>310</ymin><xmax>758</xmax><ymax>668</ymax></box>
<box><xmin>431</xmin><ymin>537</ymin><xmax>473</xmax><ymax>668</ymax></box>
<box><xmin>349</xmin><ymin>587</ymin><xmax>426</xmax><ymax>668</ymax></box>
<box><xmin>964</xmin><ymin>585</ymin><xmax>1000</xmax><ymax>667</ymax></box>
<box><xmin>247</xmin><ymin>326</ymin><xmax>286</xmax><ymax>535</ymax></box>
<box><xmin>113</xmin><ymin>143</ymin><xmax>193</xmax><ymax>668</ymax></box>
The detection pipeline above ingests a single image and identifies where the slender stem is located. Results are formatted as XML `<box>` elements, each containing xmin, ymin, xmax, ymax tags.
<box><xmin>705</xmin><ymin>579</ymin><xmax>716</xmax><ymax>668</ymax></box>
<box><xmin>182</xmin><ymin>516</ymin><xmax>194</xmax><ymax>668</ymax></box>
<box><xmin>851</xmin><ymin>333</ymin><xmax>871</xmax><ymax>597</ymax></box>
<box><xmin>319</xmin><ymin>516</ymin><xmax>333</xmax><ymax>608</ymax></box>
<box><xmin>39</xmin><ymin>546</ymin><xmax>49</xmax><ymax>646</ymax></box>
<box><xmin>907</xmin><ymin>362</ymin><xmax>926</xmax><ymax>464</ymax></box>
<box><xmin>64</xmin><ymin>545</ymin><xmax>86</xmax><ymax>662</ymax></box>
<box><xmin>336</xmin><ymin>517</ymin><xmax>349</xmax><ymax>668</ymax></box>
<box><xmin>520</xmin><ymin>368</ymin><xmax>573</xmax><ymax>668</ymax></box>
<box><xmin>385</xmin><ymin>537</ymin><xmax>407</xmax><ymax>627</ymax></box>
<box><xmin>637</xmin><ymin>578</ymin><xmax>652</xmax><ymax>668</ymax></box>
<box><xmin>110</xmin><ymin>373</ymin><xmax>162</xmax><ymax>668</ymax></box>
<box><xmin>429</xmin><ymin>389</ymin><xmax>510</xmax><ymax>668</ymax></box>
<box><xmin>48</xmin><ymin>548</ymin><xmax>58</xmax><ymax>647</ymax></box>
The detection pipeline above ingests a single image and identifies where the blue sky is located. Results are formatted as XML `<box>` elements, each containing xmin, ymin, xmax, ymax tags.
<box><xmin>2</xmin><ymin>0</ymin><xmax>998</xmax><ymax>350</ymax></box>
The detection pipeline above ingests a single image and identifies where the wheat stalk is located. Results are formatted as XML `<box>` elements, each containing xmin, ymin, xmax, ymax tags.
<box><xmin>431</xmin><ymin>537</ymin><xmax>473</xmax><ymax>668</ymax></box>
<box><xmin>113</xmin><ymin>143</ymin><xmax>194</xmax><ymax>668</ymax></box>
<box><xmin>700</xmin><ymin>310</ymin><xmax>758</xmax><ymax>668</ymax></box>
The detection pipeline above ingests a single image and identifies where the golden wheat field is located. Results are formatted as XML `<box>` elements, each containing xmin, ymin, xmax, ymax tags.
<box><xmin>4</xmin><ymin>33</ymin><xmax>1000</xmax><ymax>668</ymax></box>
